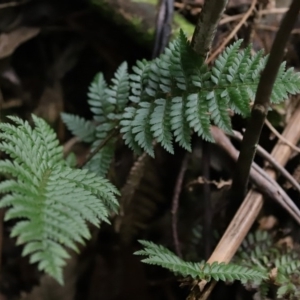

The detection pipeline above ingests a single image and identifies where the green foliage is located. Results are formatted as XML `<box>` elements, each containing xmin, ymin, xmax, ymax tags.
<box><xmin>136</xmin><ymin>231</ymin><xmax>300</xmax><ymax>298</ymax></box>
<box><xmin>135</xmin><ymin>240</ymin><xmax>267</xmax><ymax>284</ymax></box>
<box><xmin>2</xmin><ymin>27</ymin><xmax>300</xmax><ymax>291</ymax></box>
<box><xmin>62</xmin><ymin>31</ymin><xmax>300</xmax><ymax>165</ymax></box>
<box><xmin>0</xmin><ymin>115</ymin><xmax>119</xmax><ymax>284</ymax></box>
<box><xmin>60</xmin><ymin>114</ymin><xmax>96</xmax><ymax>143</ymax></box>
<box><xmin>62</xmin><ymin>63</ymin><xmax>129</xmax><ymax>176</ymax></box>
<box><xmin>234</xmin><ymin>230</ymin><xmax>300</xmax><ymax>299</ymax></box>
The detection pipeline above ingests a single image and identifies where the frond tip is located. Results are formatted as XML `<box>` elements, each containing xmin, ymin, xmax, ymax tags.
<box><xmin>135</xmin><ymin>240</ymin><xmax>267</xmax><ymax>284</ymax></box>
<box><xmin>0</xmin><ymin>115</ymin><xmax>119</xmax><ymax>284</ymax></box>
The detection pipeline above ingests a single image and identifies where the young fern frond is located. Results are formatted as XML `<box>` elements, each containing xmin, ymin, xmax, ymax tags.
<box><xmin>0</xmin><ymin>115</ymin><xmax>119</xmax><ymax>284</ymax></box>
<box><xmin>135</xmin><ymin>240</ymin><xmax>267</xmax><ymax>284</ymax></box>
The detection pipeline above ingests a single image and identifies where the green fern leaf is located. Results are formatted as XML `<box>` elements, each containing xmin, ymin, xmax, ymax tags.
<box><xmin>0</xmin><ymin>115</ymin><xmax>119</xmax><ymax>284</ymax></box>
<box><xmin>87</xmin><ymin>72</ymin><xmax>111</xmax><ymax>122</ymax></box>
<box><xmin>170</xmin><ymin>96</ymin><xmax>192</xmax><ymax>151</ymax></box>
<box><xmin>131</xmin><ymin>102</ymin><xmax>155</xmax><ymax>157</ymax></box>
<box><xmin>106</xmin><ymin>62</ymin><xmax>130</xmax><ymax>113</ymax></box>
<box><xmin>120</xmin><ymin>107</ymin><xmax>143</xmax><ymax>154</ymax></box>
<box><xmin>186</xmin><ymin>93</ymin><xmax>213</xmax><ymax>142</ymax></box>
<box><xmin>63</xmin><ymin>31</ymin><xmax>300</xmax><ymax>159</ymax></box>
<box><xmin>129</xmin><ymin>59</ymin><xmax>150</xmax><ymax>103</ymax></box>
<box><xmin>61</xmin><ymin>113</ymin><xmax>96</xmax><ymax>143</ymax></box>
<box><xmin>150</xmin><ymin>98</ymin><xmax>173</xmax><ymax>154</ymax></box>
<box><xmin>135</xmin><ymin>240</ymin><xmax>267</xmax><ymax>283</ymax></box>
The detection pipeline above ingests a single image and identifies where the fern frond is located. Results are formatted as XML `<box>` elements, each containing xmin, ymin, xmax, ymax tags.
<box><xmin>87</xmin><ymin>72</ymin><xmax>110</xmax><ymax>123</ymax></box>
<box><xmin>150</xmin><ymin>98</ymin><xmax>173</xmax><ymax>154</ymax></box>
<box><xmin>120</xmin><ymin>107</ymin><xmax>143</xmax><ymax>154</ymax></box>
<box><xmin>63</xmin><ymin>64</ymin><xmax>131</xmax><ymax>176</ymax></box>
<box><xmin>119</xmin><ymin>32</ymin><xmax>300</xmax><ymax>154</ymax></box>
<box><xmin>61</xmin><ymin>113</ymin><xmax>96</xmax><ymax>143</ymax></box>
<box><xmin>106</xmin><ymin>62</ymin><xmax>130</xmax><ymax>113</ymax></box>
<box><xmin>64</xmin><ymin>31</ymin><xmax>300</xmax><ymax>159</ymax></box>
<box><xmin>276</xmin><ymin>254</ymin><xmax>300</xmax><ymax>277</ymax></box>
<box><xmin>0</xmin><ymin>115</ymin><xmax>119</xmax><ymax>284</ymax></box>
<box><xmin>135</xmin><ymin>240</ymin><xmax>267</xmax><ymax>283</ymax></box>
<box><xmin>236</xmin><ymin>230</ymin><xmax>273</xmax><ymax>263</ymax></box>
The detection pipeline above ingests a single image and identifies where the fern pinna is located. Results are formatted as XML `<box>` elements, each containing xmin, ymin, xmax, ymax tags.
<box><xmin>135</xmin><ymin>240</ymin><xmax>267</xmax><ymax>284</ymax></box>
<box><xmin>62</xmin><ymin>30</ymin><xmax>300</xmax><ymax>172</ymax></box>
<box><xmin>234</xmin><ymin>230</ymin><xmax>300</xmax><ymax>299</ymax></box>
<box><xmin>0</xmin><ymin>116</ymin><xmax>119</xmax><ymax>284</ymax></box>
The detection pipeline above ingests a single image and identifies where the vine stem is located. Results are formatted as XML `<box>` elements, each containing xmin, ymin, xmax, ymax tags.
<box><xmin>230</xmin><ymin>0</ymin><xmax>300</xmax><ymax>204</ymax></box>
<box><xmin>78</xmin><ymin>129</ymin><xmax>117</xmax><ymax>168</ymax></box>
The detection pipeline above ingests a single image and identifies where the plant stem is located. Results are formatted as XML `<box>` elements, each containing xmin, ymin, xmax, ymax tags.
<box><xmin>171</xmin><ymin>153</ymin><xmax>189</xmax><ymax>258</ymax></box>
<box><xmin>202</xmin><ymin>141</ymin><xmax>212</xmax><ymax>259</ymax></box>
<box><xmin>206</xmin><ymin>0</ymin><xmax>257</xmax><ymax>64</ymax></box>
<box><xmin>78</xmin><ymin>129</ymin><xmax>117</xmax><ymax>168</ymax></box>
<box><xmin>231</xmin><ymin>0</ymin><xmax>300</xmax><ymax>203</ymax></box>
<box><xmin>191</xmin><ymin>0</ymin><xmax>228</xmax><ymax>57</ymax></box>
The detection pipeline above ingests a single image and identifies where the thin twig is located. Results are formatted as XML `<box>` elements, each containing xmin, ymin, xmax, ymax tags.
<box><xmin>202</xmin><ymin>141</ymin><xmax>212</xmax><ymax>259</ymax></box>
<box><xmin>63</xmin><ymin>136</ymin><xmax>80</xmax><ymax>157</ymax></box>
<box><xmin>207</xmin><ymin>0</ymin><xmax>257</xmax><ymax>64</ymax></box>
<box><xmin>231</xmin><ymin>130</ymin><xmax>300</xmax><ymax>194</ymax></box>
<box><xmin>265</xmin><ymin>118</ymin><xmax>300</xmax><ymax>154</ymax></box>
<box><xmin>219</xmin><ymin>13</ymin><xmax>245</xmax><ymax>25</ymax></box>
<box><xmin>78</xmin><ymin>129</ymin><xmax>117</xmax><ymax>168</ymax></box>
<box><xmin>231</xmin><ymin>0</ymin><xmax>300</xmax><ymax>203</ymax></box>
<box><xmin>220</xmin><ymin>7</ymin><xmax>290</xmax><ymax>25</ymax></box>
<box><xmin>171</xmin><ymin>153</ymin><xmax>189</xmax><ymax>258</ymax></box>
<box><xmin>259</xmin><ymin>7</ymin><xmax>289</xmax><ymax>15</ymax></box>
<box><xmin>256</xmin><ymin>24</ymin><xmax>300</xmax><ymax>34</ymax></box>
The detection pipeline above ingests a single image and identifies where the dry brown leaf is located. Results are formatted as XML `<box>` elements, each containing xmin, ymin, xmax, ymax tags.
<box><xmin>258</xmin><ymin>215</ymin><xmax>278</xmax><ymax>230</ymax></box>
<box><xmin>269</xmin><ymin>267</ymin><xmax>278</xmax><ymax>283</ymax></box>
<box><xmin>0</xmin><ymin>27</ymin><xmax>40</xmax><ymax>59</ymax></box>
<box><xmin>276</xmin><ymin>236</ymin><xmax>294</xmax><ymax>249</ymax></box>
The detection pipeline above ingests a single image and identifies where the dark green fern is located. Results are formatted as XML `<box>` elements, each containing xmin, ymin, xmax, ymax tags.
<box><xmin>62</xmin><ymin>31</ymin><xmax>300</xmax><ymax>171</ymax></box>
<box><xmin>0</xmin><ymin>115</ymin><xmax>119</xmax><ymax>284</ymax></box>
<box><xmin>62</xmin><ymin>62</ymin><xmax>129</xmax><ymax>176</ymax></box>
